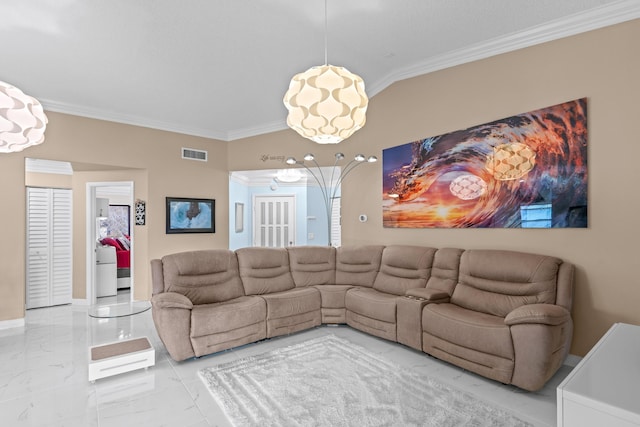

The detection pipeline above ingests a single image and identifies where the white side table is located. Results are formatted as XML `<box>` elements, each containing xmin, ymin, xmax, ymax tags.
<box><xmin>557</xmin><ymin>322</ymin><xmax>640</xmax><ymax>426</ymax></box>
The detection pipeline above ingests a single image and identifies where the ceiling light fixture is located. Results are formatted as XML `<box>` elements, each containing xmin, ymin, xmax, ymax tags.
<box><xmin>275</xmin><ymin>169</ymin><xmax>303</xmax><ymax>183</ymax></box>
<box><xmin>0</xmin><ymin>80</ymin><xmax>47</xmax><ymax>153</ymax></box>
<box><xmin>283</xmin><ymin>0</ymin><xmax>368</xmax><ymax>144</ymax></box>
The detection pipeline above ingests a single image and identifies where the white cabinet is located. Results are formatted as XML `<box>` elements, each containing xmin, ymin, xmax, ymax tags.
<box><xmin>557</xmin><ymin>322</ymin><xmax>640</xmax><ymax>426</ymax></box>
<box><xmin>26</xmin><ymin>187</ymin><xmax>73</xmax><ymax>309</ymax></box>
<box><xmin>96</xmin><ymin>246</ymin><xmax>117</xmax><ymax>297</ymax></box>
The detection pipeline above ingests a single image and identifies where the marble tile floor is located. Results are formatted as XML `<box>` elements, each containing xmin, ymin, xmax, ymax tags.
<box><xmin>0</xmin><ymin>302</ymin><xmax>573</xmax><ymax>427</ymax></box>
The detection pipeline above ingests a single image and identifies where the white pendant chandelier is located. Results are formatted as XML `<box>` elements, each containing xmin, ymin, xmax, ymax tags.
<box><xmin>283</xmin><ymin>0</ymin><xmax>368</xmax><ymax>144</ymax></box>
<box><xmin>0</xmin><ymin>80</ymin><xmax>48</xmax><ymax>153</ymax></box>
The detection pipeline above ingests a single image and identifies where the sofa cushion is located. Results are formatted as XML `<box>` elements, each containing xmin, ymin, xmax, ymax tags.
<box><xmin>451</xmin><ymin>250</ymin><xmax>561</xmax><ymax>317</ymax></box>
<box><xmin>287</xmin><ymin>246</ymin><xmax>336</xmax><ymax>287</ymax></box>
<box><xmin>161</xmin><ymin>249</ymin><xmax>245</xmax><ymax>305</ymax></box>
<box><xmin>315</xmin><ymin>284</ymin><xmax>353</xmax><ymax>309</ymax></box>
<box><xmin>426</xmin><ymin>248</ymin><xmax>464</xmax><ymax>295</ymax></box>
<box><xmin>422</xmin><ymin>303</ymin><xmax>514</xmax><ymax>360</ymax></box>
<box><xmin>260</xmin><ymin>287</ymin><xmax>321</xmax><ymax>320</ymax></box>
<box><xmin>190</xmin><ymin>296</ymin><xmax>266</xmax><ymax>337</ymax></box>
<box><xmin>335</xmin><ymin>245</ymin><xmax>384</xmax><ymax>287</ymax></box>
<box><xmin>236</xmin><ymin>247</ymin><xmax>295</xmax><ymax>295</ymax></box>
<box><xmin>345</xmin><ymin>287</ymin><xmax>397</xmax><ymax>323</ymax></box>
<box><xmin>373</xmin><ymin>245</ymin><xmax>436</xmax><ymax>296</ymax></box>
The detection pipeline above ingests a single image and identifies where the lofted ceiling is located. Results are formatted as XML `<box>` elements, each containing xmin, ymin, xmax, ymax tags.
<box><xmin>2</xmin><ymin>1</ymin><xmax>638</xmax><ymax>142</ymax></box>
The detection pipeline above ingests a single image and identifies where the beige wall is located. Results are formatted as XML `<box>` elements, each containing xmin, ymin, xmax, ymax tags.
<box><xmin>25</xmin><ymin>171</ymin><xmax>73</xmax><ymax>189</ymax></box>
<box><xmin>1</xmin><ymin>19</ymin><xmax>638</xmax><ymax>357</ymax></box>
<box><xmin>0</xmin><ymin>113</ymin><xmax>229</xmax><ymax>323</ymax></box>
<box><xmin>229</xmin><ymin>19</ymin><xmax>640</xmax><ymax>356</ymax></box>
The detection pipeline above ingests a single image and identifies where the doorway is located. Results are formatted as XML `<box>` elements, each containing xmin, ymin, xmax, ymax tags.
<box><xmin>229</xmin><ymin>167</ymin><xmax>340</xmax><ymax>250</ymax></box>
<box><xmin>86</xmin><ymin>181</ymin><xmax>134</xmax><ymax>306</ymax></box>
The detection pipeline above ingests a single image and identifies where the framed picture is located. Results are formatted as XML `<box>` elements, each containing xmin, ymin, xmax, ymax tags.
<box><xmin>166</xmin><ymin>197</ymin><xmax>215</xmax><ymax>234</ymax></box>
<box><xmin>235</xmin><ymin>202</ymin><xmax>244</xmax><ymax>233</ymax></box>
<box><xmin>98</xmin><ymin>205</ymin><xmax>130</xmax><ymax>238</ymax></box>
<box><xmin>135</xmin><ymin>199</ymin><xmax>146</xmax><ymax>226</ymax></box>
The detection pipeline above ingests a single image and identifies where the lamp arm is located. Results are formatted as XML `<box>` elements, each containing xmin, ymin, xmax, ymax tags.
<box><xmin>300</xmin><ymin>161</ymin><xmax>333</xmax><ymax>246</ymax></box>
<box><xmin>333</xmin><ymin>160</ymin><xmax>365</xmax><ymax>198</ymax></box>
<box><xmin>299</xmin><ymin>162</ymin><xmax>332</xmax><ymax>216</ymax></box>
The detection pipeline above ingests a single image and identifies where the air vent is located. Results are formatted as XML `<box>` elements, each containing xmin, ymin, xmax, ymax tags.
<box><xmin>182</xmin><ymin>147</ymin><xmax>208</xmax><ymax>162</ymax></box>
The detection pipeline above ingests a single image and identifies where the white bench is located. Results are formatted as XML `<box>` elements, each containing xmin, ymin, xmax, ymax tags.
<box><xmin>89</xmin><ymin>337</ymin><xmax>155</xmax><ymax>382</ymax></box>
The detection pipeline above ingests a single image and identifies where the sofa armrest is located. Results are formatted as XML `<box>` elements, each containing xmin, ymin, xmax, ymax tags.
<box><xmin>150</xmin><ymin>292</ymin><xmax>195</xmax><ymax>361</ymax></box>
<box><xmin>151</xmin><ymin>292</ymin><xmax>193</xmax><ymax>310</ymax></box>
<box><xmin>405</xmin><ymin>288</ymin><xmax>450</xmax><ymax>303</ymax></box>
<box><xmin>505</xmin><ymin>303</ymin><xmax>570</xmax><ymax>326</ymax></box>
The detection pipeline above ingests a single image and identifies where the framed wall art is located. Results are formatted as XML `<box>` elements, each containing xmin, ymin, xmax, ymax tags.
<box><xmin>382</xmin><ymin>98</ymin><xmax>588</xmax><ymax>228</ymax></box>
<box><xmin>235</xmin><ymin>202</ymin><xmax>244</xmax><ymax>233</ymax></box>
<box><xmin>98</xmin><ymin>205</ymin><xmax>130</xmax><ymax>238</ymax></box>
<box><xmin>166</xmin><ymin>197</ymin><xmax>215</xmax><ymax>234</ymax></box>
<box><xmin>135</xmin><ymin>199</ymin><xmax>146</xmax><ymax>226</ymax></box>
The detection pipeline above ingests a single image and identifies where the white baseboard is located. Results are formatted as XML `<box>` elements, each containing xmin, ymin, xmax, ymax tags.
<box><xmin>564</xmin><ymin>354</ymin><xmax>582</xmax><ymax>367</ymax></box>
<box><xmin>72</xmin><ymin>298</ymin><xmax>90</xmax><ymax>306</ymax></box>
<box><xmin>0</xmin><ymin>317</ymin><xmax>25</xmax><ymax>330</ymax></box>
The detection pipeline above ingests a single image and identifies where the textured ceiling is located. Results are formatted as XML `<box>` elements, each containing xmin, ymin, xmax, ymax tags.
<box><xmin>2</xmin><ymin>0</ymin><xmax>638</xmax><ymax>141</ymax></box>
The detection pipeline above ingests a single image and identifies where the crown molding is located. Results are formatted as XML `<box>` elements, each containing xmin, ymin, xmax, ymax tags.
<box><xmin>41</xmin><ymin>1</ymin><xmax>640</xmax><ymax>141</ymax></box>
<box><xmin>227</xmin><ymin>119</ymin><xmax>289</xmax><ymax>141</ymax></box>
<box><xmin>367</xmin><ymin>0</ymin><xmax>640</xmax><ymax>97</ymax></box>
<box><xmin>41</xmin><ymin>99</ymin><xmax>230</xmax><ymax>141</ymax></box>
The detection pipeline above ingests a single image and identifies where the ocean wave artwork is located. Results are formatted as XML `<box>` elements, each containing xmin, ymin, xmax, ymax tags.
<box><xmin>170</xmin><ymin>202</ymin><xmax>211</xmax><ymax>229</ymax></box>
<box><xmin>382</xmin><ymin>98</ymin><xmax>587</xmax><ymax>228</ymax></box>
<box><xmin>166</xmin><ymin>197</ymin><xmax>215</xmax><ymax>233</ymax></box>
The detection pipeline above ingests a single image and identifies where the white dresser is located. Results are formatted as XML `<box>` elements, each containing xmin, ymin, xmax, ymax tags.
<box><xmin>557</xmin><ymin>322</ymin><xmax>640</xmax><ymax>426</ymax></box>
<box><xmin>96</xmin><ymin>245</ymin><xmax>117</xmax><ymax>298</ymax></box>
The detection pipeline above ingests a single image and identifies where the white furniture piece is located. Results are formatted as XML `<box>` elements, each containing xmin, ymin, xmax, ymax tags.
<box><xmin>557</xmin><ymin>322</ymin><xmax>640</xmax><ymax>426</ymax></box>
<box><xmin>96</xmin><ymin>245</ymin><xmax>117</xmax><ymax>297</ymax></box>
<box><xmin>88</xmin><ymin>337</ymin><xmax>155</xmax><ymax>382</ymax></box>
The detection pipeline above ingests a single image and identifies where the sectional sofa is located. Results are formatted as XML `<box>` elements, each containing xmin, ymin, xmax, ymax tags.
<box><xmin>150</xmin><ymin>245</ymin><xmax>574</xmax><ymax>391</ymax></box>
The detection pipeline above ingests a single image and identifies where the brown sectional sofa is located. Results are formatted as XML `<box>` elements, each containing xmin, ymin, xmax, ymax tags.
<box><xmin>150</xmin><ymin>245</ymin><xmax>574</xmax><ymax>391</ymax></box>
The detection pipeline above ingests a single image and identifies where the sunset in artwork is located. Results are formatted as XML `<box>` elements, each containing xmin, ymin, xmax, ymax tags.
<box><xmin>382</xmin><ymin>98</ymin><xmax>588</xmax><ymax>228</ymax></box>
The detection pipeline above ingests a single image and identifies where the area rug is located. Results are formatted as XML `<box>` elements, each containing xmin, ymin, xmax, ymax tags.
<box><xmin>198</xmin><ymin>334</ymin><xmax>533</xmax><ymax>427</ymax></box>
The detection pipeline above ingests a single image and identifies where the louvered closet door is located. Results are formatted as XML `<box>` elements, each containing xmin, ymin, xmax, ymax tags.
<box><xmin>330</xmin><ymin>197</ymin><xmax>341</xmax><ymax>247</ymax></box>
<box><xmin>26</xmin><ymin>187</ymin><xmax>72</xmax><ymax>309</ymax></box>
<box><xmin>26</xmin><ymin>188</ymin><xmax>51</xmax><ymax>308</ymax></box>
<box><xmin>50</xmin><ymin>189</ymin><xmax>72</xmax><ymax>305</ymax></box>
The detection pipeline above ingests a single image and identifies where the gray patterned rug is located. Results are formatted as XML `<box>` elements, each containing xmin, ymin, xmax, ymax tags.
<box><xmin>199</xmin><ymin>334</ymin><xmax>533</xmax><ymax>427</ymax></box>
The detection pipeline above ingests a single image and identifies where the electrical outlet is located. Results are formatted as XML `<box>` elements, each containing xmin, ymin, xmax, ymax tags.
<box><xmin>308</xmin><ymin>233</ymin><xmax>314</xmax><ymax>240</ymax></box>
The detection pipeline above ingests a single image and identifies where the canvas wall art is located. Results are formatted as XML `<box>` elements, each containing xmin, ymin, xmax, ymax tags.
<box><xmin>382</xmin><ymin>98</ymin><xmax>587</xmax><ymax>228</ymax></box>
<box><xmin>166</xmin><ymin>197</ymin><xmax>215</xmax><ymax>234</ymax></box>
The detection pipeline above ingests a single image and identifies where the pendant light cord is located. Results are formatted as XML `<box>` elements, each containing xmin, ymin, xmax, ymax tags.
<box><xmin>324</xmin><ymin>0</ymin><xmax>328</xmax><ymax>65</ymax></box>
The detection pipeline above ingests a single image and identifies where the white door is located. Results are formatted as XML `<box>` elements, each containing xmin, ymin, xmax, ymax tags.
<box><xmin>253</xmin><ymin>195</ymin><xmax>295</xmax><ymax>247</ymax></box>
<box><xmin>26</xmin><ymin>187</ymin><xmax>72</xmax><ymax>309</ymax></box>
<box><xmin>50</xmin><ymin>189</ymin><xmax>73</xmax><ymax>305</ymax></box>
